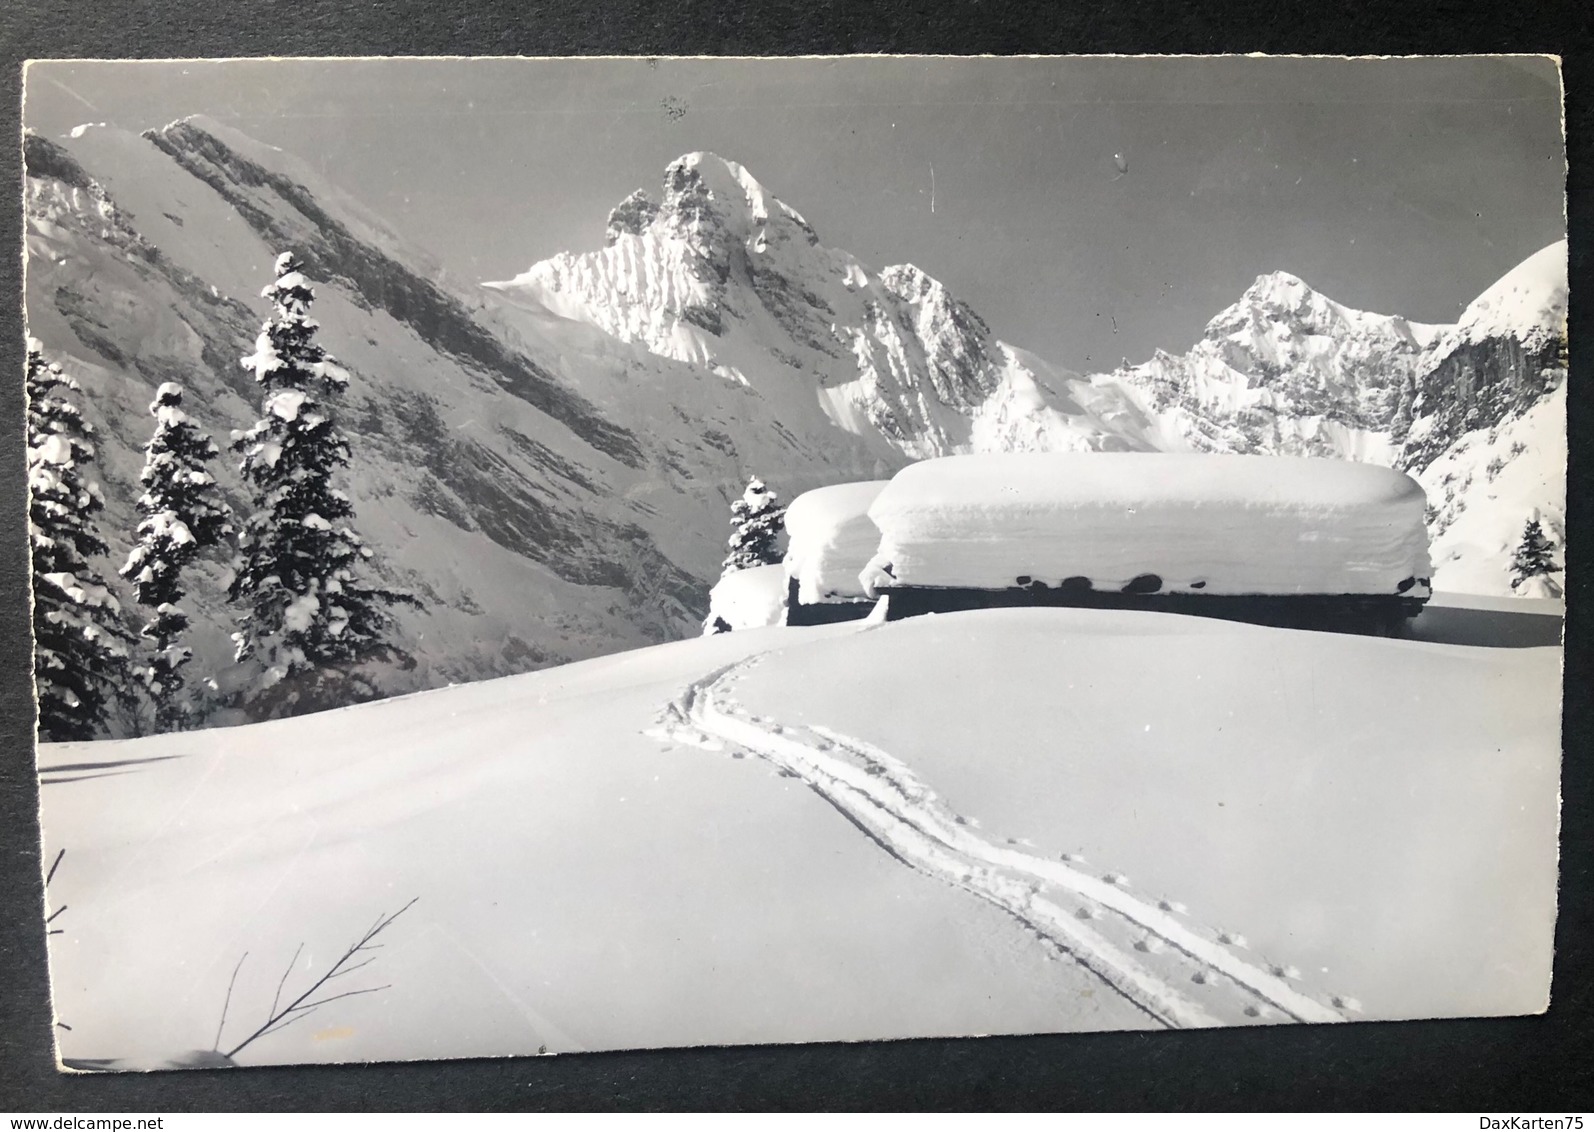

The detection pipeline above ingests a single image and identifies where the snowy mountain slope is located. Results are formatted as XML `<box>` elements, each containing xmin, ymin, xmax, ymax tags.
<box><xmin>1400</xmin><ymin>241</ymin><xmax>1568</xmax><ymax>591</ymax></box>
<box><xmin>38</xmin><ymin>604</ymin><xmax>1560</xmax><ymax>1066</ymax></box>
<box><xmin>1403</xmin><ymin>241</ymin><xmax>1568</xmax><ymax>474</ymax></box>
<box><xmin>484</xmin><ymin>152</ymin><xmax>1158</xmax><ymax>461</ymax></box>
<box><xmin>1427</xmin><ymin>240</ymin><xmax>1568</xmax><ymax>359</ymax></box>
<box><xmin>24</xmin><ymin>124</ymin><xmax>888</xmax><ymax>711</ymax></box>
<box><xmin>1417</xmin><ymin>379</ymin><xmax>1567</xmax><ymax>595</ymax></box>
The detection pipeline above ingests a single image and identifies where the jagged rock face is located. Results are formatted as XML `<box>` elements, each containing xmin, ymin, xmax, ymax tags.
<box><xmin>605</xmin><ymin>189</ymin><xmax>659</xmax><ymax>246</ymax></box>
<box><xmin>1400</xmin><ymin>241</ymin><xmax>1569</xmax><ymax>474</ymax></box>
<box><xmin>1401</xmin><ymin>336</ymin><xmax>1565</xmax><ymax>473</ymax></box>
<box><xmin>1112</xmin><ymin>272</ymin><xmax>1436</xmax><ymax>461</ymax></box>
<box><xmin>877</xmin><ymin>265</ymin><xmax>998</xmax><ymax>411</ymax></box>
<box><xmin>1390</xmin><ymin>241</ymin><xmax>1568</xmax><ymax>592</ymax></box>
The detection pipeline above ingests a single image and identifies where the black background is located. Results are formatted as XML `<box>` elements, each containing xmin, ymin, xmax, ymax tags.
<box><xmin>0</xmin><ymin>0</ymin><xmax>1589</xmax><ymax>1112</ymax></box>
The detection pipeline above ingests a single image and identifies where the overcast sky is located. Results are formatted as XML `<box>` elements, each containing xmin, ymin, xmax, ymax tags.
<box><xmin>25</xmin><ymin>55</ymin><xmax>1565</xmax><ymax>373</ymax></box>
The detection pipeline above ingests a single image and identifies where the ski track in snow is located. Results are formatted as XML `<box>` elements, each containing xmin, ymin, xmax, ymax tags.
<box><xmin>650</xmin><ymin>649</ymin><xmax>1350</xmax><ymax>1031</ymax></box>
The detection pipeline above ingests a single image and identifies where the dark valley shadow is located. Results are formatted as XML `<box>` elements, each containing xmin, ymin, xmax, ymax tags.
<box><xmin>1408</xmin><ymin>604</ymin><xmax>1565</xmax><ymax>648</ymax></box>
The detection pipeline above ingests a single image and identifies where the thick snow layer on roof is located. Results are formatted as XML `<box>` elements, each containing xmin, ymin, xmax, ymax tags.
<box><xmin>864</xmin><ymin>453</ymin><xmax>1431</xmax><ymax>597</ymax></box>
<box><xmin>705</xmin><ymin>563</ymin><xmax>787</xmax><ymax>632</ymax></box>
<box><xmin>784</xmin><ymin>480</ymin><xmax>891</xmax><ymax>604</ymax></box>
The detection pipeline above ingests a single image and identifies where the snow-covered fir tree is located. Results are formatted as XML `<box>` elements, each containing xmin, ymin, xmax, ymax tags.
<box><xmin>229</xmin><ymin>252</ymin><xmax>417</xmax><ymax>715</ymax></box>
<box><xmin>119</xmin><ymin>383</ymin><xmax>232</xmax><ymax>732</ymax></box>
<box><xmin>1510</xmin><ymin>517</ymin><xmax>1561</xmax><ymax>596</ymax></box>
<box><xmin>721</xmin><ymin>476</ymin><xmax>786</xmax><ymax>577</ymax></box>
<box><xmin>26</xmin><ymin>340</ymin><xmax>132</xmax><ymax>741</ymax></box>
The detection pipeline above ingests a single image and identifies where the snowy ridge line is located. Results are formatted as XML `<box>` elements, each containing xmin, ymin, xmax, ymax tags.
<box><xmin>802</xmin><ymin>724</ymin><xmax>1346</xmax><ymax>1025</ymax></box>
<box><xmin>653</xmin><ymin>659</ymin><xmax>1214</xmax><ymax>1029</ymax></box>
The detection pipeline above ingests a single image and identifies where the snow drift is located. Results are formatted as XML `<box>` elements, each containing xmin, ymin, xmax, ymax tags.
<box><xmin>703</xmin><ymin>563</ymin><xmax>787</xmax><ymax>633</ymax></box>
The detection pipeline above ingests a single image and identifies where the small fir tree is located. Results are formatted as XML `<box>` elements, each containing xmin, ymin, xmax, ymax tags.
<box><xmin>229</xmin><ymin>252</ymin><xmax>416</xmax><ymax>713</ymax></box>
<box><xmin>26</xmin><ymin>341</ymin><xmax>132</xmax><ymax>741</ymax></box>
<box><xmin>119</xmin><ymin>383</ymin><xmax>232</xmax><ymax>732</ymax></box>
<box><xmin>721</xmin><ymin>475</ymin><xmax>785</xmax><ymax>577</ymax></box>
<box><xmin>1510</xmin><ymin>517</ymin><xmax>1560</xmax><ymax>593</ymax></box>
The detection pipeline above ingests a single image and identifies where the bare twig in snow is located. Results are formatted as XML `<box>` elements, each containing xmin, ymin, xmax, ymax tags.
<box><xmin>213</xmin><ymin>952</ymin><xmax>248</xmax><ymax>1052</ymax></box>
<box><xmin>223</xmin><ymin>897</ymin><xmax>417</xmax><ymax>1060</ymax></box>
<box><xmin>45</xmin><ymin>849</ymin><xmax>67</xmax><ymax>934</ymax></box>
<box><xmin>270</xmin><ymin>942</ymin><xmax>304</xmax><ymax>1019</ymax></box>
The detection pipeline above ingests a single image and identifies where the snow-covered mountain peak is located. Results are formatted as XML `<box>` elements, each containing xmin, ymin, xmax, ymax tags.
<box><xmin>1448</xmin><ymin>239</ymin><xmax>1567</xmax><ymax>353</ymax></box>
<box><xmin>1098</xmin><ymin>269</ymin><xmax>1448</xmax><ymax>464</ymax></box>
<box><xmin>1236</xmin><ymin>269</ymin><xmax>1314</xmax><ymax>308</ymax></box>
<box><xmin>483</xmin><ymin>153</ymin><xmax>1164</xmax><ymax>462</ymax></box>
<box><xmin>1398</xmin><ymin>240</ymin><xmax>1569</xmax><ymax>578</ymax></box>
<box><xmin>1207</xmin><ymin>270</ymin><xmax>1430</xmax><ymax>352</ymax></box>
<box><xmin>658</xmin><ymin>151</ymin><xmax>819</xmax><ymax>249</ymax></box>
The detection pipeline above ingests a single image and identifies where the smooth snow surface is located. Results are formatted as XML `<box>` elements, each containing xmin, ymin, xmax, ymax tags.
<box><xmin>39</xmin><ymin>602</ymin><xmax>1558</xmax><ymax>1068</ymax></box>
<box><xmin>732</xmin><ymin>608</ymin><xmax>1560</xmax><ymax>1025</ymax></box>
<box><xmin>704</xmin><ymin>564</ymin><xmax>787</xmax><ymax>632</ymax></box>
<box><xmin>864</xmin><ymin>452</ymin><xmax>1431</xmax><ymax>596</ymax></box>
<box><xmin>783</xmin><ymin>480</ymin><xmax>891</xmax><ymax>604</ymax></box>
<box><xmin>40</xmin><ymin>623</ymin><xmax>1142</xmax><ymax>1069</ymax></box>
